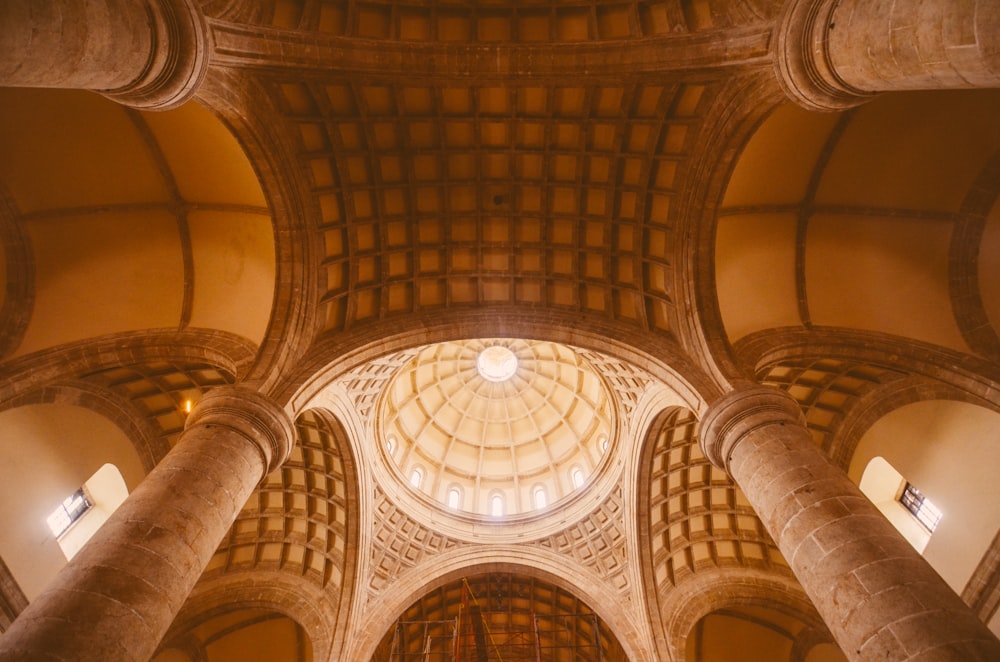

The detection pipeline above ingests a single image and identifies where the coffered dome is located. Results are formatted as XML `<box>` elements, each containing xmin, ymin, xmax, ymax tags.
<box><xmin>379</xmin><ymin>339</ymin><xmax>613</xmax><ymax>517</ymax></box>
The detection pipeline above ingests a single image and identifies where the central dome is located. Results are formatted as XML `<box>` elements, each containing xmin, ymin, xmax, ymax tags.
<box><xmin>380</xmin><ymin>339</ymin><xmax>613</xmax><ymax>517</ymax></box>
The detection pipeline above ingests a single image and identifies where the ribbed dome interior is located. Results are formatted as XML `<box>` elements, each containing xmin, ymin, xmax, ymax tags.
<box><xmin>380</xmin><ymin>339</ymin><xmax>612</xmax><ymax>516</ymax></box>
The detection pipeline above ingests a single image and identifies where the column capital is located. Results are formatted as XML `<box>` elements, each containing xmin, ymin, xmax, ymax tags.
<box><xmin>774</xmin><ymin>0</ymin><xmax>877</xmax><ymax>111</ymax></box>
<box><xmin>698</xmin><ymin>385</ymin><xmax>805</xmax><ymax>472</ymax></box>
<box><xmin>102</xmin><ymin>0</ymin><xmax>211</xmax><ymax>110</ymax></box>
<box><xmin>187</xmin><ymin>386</ymin><xmax>294</xmax><ymax>476</ymax></box>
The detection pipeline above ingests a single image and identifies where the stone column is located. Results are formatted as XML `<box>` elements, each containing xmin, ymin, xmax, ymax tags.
<box><xmin>0</xmin><ymin>0</ymin><xmax>210</xmax><ymax>110</ymax></box>
<box><xmin>0</xmin><ymin>386</ymin><xmax>294</xmax><ymax>662</ymax></box>
<box><xmin>777</xmin><ymin>0</ymin><xmax>1000</xmax><ymax>111</ymax></box>
<box><xmin>699</xmin><ymin>385</ymin><xmax>1000</xmax><ymax>661</ymax></box>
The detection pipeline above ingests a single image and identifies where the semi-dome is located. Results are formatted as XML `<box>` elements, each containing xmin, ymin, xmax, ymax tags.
<box><xmin>379</xmin><ymin>338</ymin><xmax>613</xmax><ymax>517</ymax></box>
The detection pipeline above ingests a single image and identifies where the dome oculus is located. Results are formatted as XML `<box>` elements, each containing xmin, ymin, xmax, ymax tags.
<box><xmin>476</xmin><ymin>345</ymin><xmax>518</xmax><ymax>382</ymax></box>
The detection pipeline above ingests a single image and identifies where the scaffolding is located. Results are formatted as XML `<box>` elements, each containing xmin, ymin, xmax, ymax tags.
<box><xmin>387</xmin><ymin>580</ymin><xmax>604</xmax><ymax>662</ymax></box>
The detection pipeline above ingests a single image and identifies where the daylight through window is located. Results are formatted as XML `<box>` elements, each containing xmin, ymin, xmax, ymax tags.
<box><xmin>46</xmin><ymin>488</ymin><xmax>91</xmax><ymax>538</ymax></box>
<box><xmin>899</xmin><ymin>482</ymin><xmax>942</xmax><ymax>532</ymax></box>
<box><xmin>533</xmin><ymin>485</ymin><xmax>548</xmax><ymax>510</ymax></box>
<box><xmin>490</xmin><ymin>493</ymin><xmax>504</xmax><ymax>517</ymax></box>
<box><xmin>447</xmin><ymin>486</ymin><xmax>462</xmax><ymax>509</ymax></box>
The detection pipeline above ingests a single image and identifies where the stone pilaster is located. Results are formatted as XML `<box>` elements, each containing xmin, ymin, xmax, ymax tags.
<box><xmin>700</xmin><ymin>385</ymin><xmax>1000</xmax><ymax>661</ymax></box>
<box><xmin>0</xmin><ymin>386</ymin><xmax>293</xmax><ymax>662</ymax></box>
<box><xmin>776</xmin><ymin>0</ymin><xmax>1000</xmax><ymax>111</ymax></box>
<box><xmin>0</xmin><ymin>0</ymin><xmax>209</xmax><ymax>110</ymax></box>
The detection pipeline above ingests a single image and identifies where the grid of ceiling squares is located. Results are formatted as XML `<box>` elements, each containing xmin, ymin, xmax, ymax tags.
<box><xmin>82</xmin><ymin>362</ymin><xmax>233</xmax><ymax>447</ymax></box>
<box><xmin>369</xmin><ymin>490</ymin><xmax>460</xmax><ymax>593</ymax></box>
<box><xmin>758</xmin><ymin>358</ymin><xmax>903</xmax><ymax>453</ymax></box>
<box><xmin>646</xmin><ymin>407</ymin><xmax>785</xmax><ymax>594</ymax></box>
<box><xmin>270</xmin><ymin>1</ymin><xmax>703</xmax><ymax>39</ymax></box>
<box><xmin>539</xmin><ymin>487</ymin><xmax>630</xmax><ymax>594</ymax></box>
<box><xmin>278</xmin><ymin>79</ymin><xmax>705</xmax><ymax>335</ymax></box>
<box><xmin>206</xmin><ymin>410</ymin><xmax>350</xmax><ymax>592</ymax></box>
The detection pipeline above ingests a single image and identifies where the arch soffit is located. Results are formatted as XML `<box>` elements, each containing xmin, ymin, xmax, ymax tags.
<box><xmin>733</xmin><ymin>327</ymin><xmax>1000</xmax><ymax>471</ymax></box>
<box><xmin>659</xmin><ymin>567</ymin><xmax>828</xmax><ymax>662</ymax></box>
<box><xmin>0</xmin><ymin>329</ymin><xmax>257</xmax><ymax>406</ymax></box>
<box><xmin>670</xmin><ymin>71</ymin><xmax>788</xmax><ymax>387</ymax></box>
<box><xmin>0</xmin><ymin>182</ymin><xmax>31</xmax><ymax>359</ymax></box>
<box><xmin>1</xmin><ymin>380</ymin><xmax>167</xmax><ymax>474</ymax></box>
<box><xmin>345</xmin><ymin>545</ymin><xmax>657</xmax><ymax>662</ymax></box>
<box><xmin>0</xmin><ymin>329</ymin><xmax>258</xmax><ymax>476</ymax></box>
<box><xmin>295</xmin><ymin>406</ymin><xmax>365</xmax><ymax>656</ymax></box>
<box><xmin>632</xmin><ymin>404</ymin><xmax>697</xmax><ymax>654</ymax></box>
<box><xmin>164</xmin><ymin>570</ymin><xmax>338</xmax><ymax>662</ymax></box>
<box><xmin>829</xmin><ymin>376</ymin><xmax>1000</xmax><ymax>471</ymax></box>
<box><xmin>202</xmin><ymin>405</ymin><xmax>365</xmax><ymax>659</ymax></box>
<box><xmin>951</xmin><ymin>150</ymin><xmax>1000</xmax><ymax>359</ymax></box>
<box><xmin>194</xmin><ymin>68</ymin><xmax>325</xmax><ymax>390</ymax></box>
<box><xmin>736</xmin><ymin>326</ymin><xmax>1000</xmax><ymax>407</ymax></box>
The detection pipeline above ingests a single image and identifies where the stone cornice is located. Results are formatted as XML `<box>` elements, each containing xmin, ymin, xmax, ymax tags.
<box><xmin>209</xmin><ymin>20</ymin><xmax>773</xmax><ymax>80</ymax></box>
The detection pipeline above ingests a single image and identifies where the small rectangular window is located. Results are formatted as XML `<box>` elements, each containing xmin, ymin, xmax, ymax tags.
<box><xmin>899</xmin><ymin>482</ymin><xmax>942</xmax><ymax>532</ymax></box>
<box><xmin>46</xmin><ymin>488</ymin><xmax>92</xmax><ymax>538</ymax></box>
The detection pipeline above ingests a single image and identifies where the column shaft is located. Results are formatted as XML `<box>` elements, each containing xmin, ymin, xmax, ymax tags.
<box><xmin>829</xmin><ymin>0</ymin><xmax>1000</xmax><ymax>92</ymax></box>
<box><xmin>700</xmin><ymin>387</ymin><xmax>1000</xmax><ymax>661</ymax></box>
<box><xmin>0</xmin><ymin>0</ymin><xmax>209</xmax><ymax>110</ymax></box>
<box><xmin>0</xmin><ymin>0</ymin><xmax>154</xmax><ymax>92</ymax></box>
<box><xmin>777</xmin><ymin>0</ymin><xmax>1000</xmax><ymax>111</ymax></box>
<box><xmin>0</xmin><ymin>387</ymin><xmax>293</xmax><ymax>661</ymax></box>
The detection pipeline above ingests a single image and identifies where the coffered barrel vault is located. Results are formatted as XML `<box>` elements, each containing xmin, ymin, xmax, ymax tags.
<box><xmin>0</xmin><ymin>1</ymin><xmax>999</xmax><ymax>661</ymax></box>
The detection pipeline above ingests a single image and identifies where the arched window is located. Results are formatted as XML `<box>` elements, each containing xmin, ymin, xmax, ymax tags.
<box><xmin>571</xmin><ymin>466</ymin><xmax>585</xmax><ymax>489</ymax></box>
<box><xmin>598</xmin><ymin>433</ymin><xmax>609</xmax><ymax>454</ymax></box>
<box><xmin>532</xmin><ymin>485</ymin><xmax>548</xmax><ymax>510</ymax></box>
<box><xmin>490</xmin><ymin>493</ymin><xmax>504</xmax><ymax>517</ymax></box>
<box><xmin>410</xmin><ymin>467</ymin><xmax>423</xmax><ymax>488</ymax></box>
<box><xmin>447</xmin><ymin>486</ymin><xmax>462</xmax><ymax>509</ymax></box>
<box><xmin>386</xmin><ymin>434</ymin><xmax>396</xmax><ymax>455</ymax></box>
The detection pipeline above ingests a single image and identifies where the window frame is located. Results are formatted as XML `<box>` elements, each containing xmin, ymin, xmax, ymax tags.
<box><xmin>46</xmin><ymin>488</ymin><xmax>92</xmax><ymax>538</ymax></box>
<box><xmin>899</xmin><ymin>482</ymin><xmax>942</xmax><ymax>532</ymax></box>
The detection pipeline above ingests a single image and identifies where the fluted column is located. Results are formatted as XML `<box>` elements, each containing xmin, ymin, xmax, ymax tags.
<box><xmin>699</xmin><ymin>385</ymin><xmax>1000</xmax><ymax>661</ymax></box>
<box><xmin>777</xmin><ymin>0</ymin><xmax>1000</xmax><ymax>111</ymax></box>
<box><xmin>0</xmin><ymin>0</ymin><xmax>209</xmax><ymax>110</ymax></box>
<box><xmin>0</xmin><ymin>386</ymin><xmax>294</xmax><ymax>661</ymax></box>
